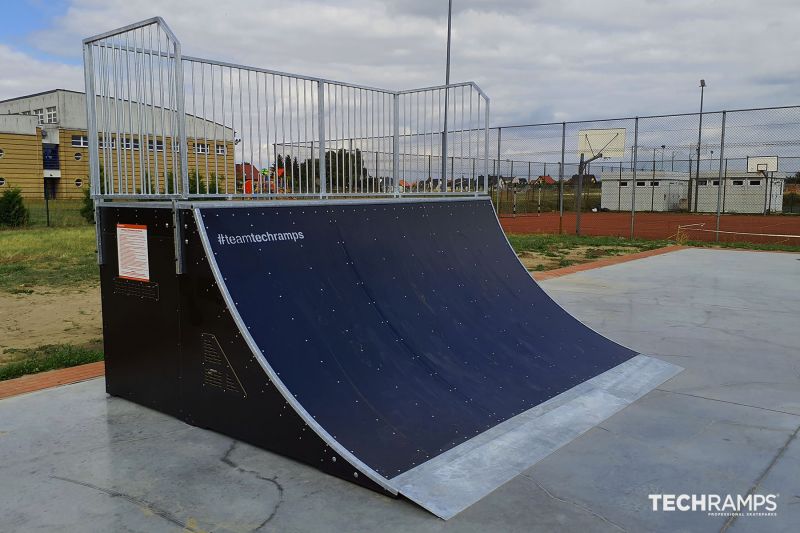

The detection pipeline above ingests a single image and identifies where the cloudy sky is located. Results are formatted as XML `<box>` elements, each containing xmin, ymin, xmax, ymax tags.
<box><xmin>2</xmin><ymin>0</ymin><xmax>798</xmax><ymax>125</ymax></box>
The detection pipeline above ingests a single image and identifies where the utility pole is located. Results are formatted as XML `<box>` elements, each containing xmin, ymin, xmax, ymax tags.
<box><xmin>441</xmin><ymin>0</ymin><xmax>453</xmax><ymax>191</ymax></box>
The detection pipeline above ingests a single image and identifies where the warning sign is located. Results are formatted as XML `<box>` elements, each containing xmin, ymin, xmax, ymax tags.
<box><xmin>117</xmin><ymin>224</ymin><xmax>150</xmax><ymax>282</ymax></box>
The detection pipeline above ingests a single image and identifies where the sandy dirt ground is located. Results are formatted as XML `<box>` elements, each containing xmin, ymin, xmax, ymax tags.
<box><xmin>516</xmin><ymin>245</ymin><xmax>634</xmax><ymax>271</ymax></box>
<box><xmin>0</xmin><ymin>286</ymin><xmax>101</xmax><ymax>360</ymax></box>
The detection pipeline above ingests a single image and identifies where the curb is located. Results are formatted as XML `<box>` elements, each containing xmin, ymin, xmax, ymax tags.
<box><xmin>0</xmin><ymin>361</ymin><xmax>105</xmax><ymax>400</ymax></box>
<box><xmin>533</xmin><ymin>245</ymin><xmax>686</xmax><ymax>281</ymax></box>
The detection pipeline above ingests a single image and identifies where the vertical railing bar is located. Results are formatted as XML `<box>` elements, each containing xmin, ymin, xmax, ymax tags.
<box><xmin>295</xmin><ymin>78</ymin><xmax>302</xmax><ymax>194</ymax></box>
<box><xmin>131</xmin><ymin>29</ymin><xmax>144</xmax><ymax>194</ymax></box>
<box><xmin>255</xmin><ymin>71</ymin><xmax>263</xmax><ymax>195</ymax></box>
<box><xmin>263</xmin><ymin>73</ymin><xmax>272</xmax><ymax>196</ymax></box>
<box><xmin>247</xmin><ymin>70</ymin><xmax>254</xmax><ymax>195</ymax></box>
<box><xmin>191</xmin><ymin>61</ymin><xmax>198</xmax><ymax>193</ymax></box>
<box><xmin>124</xmin><ymin>33</ymin><xmax>137</xmax><ymax>194</ymax></box>
<box><xmin>204</xmin><ymin>62</ymin><xmax>211</xmax><ymax>194</ymax></box>
<box><xmin>211</xmin><ymin>63</ymin><xmax>219</xmax><ymax>194</ymax></box>
<box><xmin>147</xmin><ymin>25</ymin><xmax>160</xmax><ymax>193</ymax></box>
<box><xmin>287</xmin><ymin>76</ymin><xmax>294</xmax><ymax>194</ymax></box>
<box><xmin>238</xmin><ymin>68</ymin><xmax>246</xmax><ymax>196</ymax></box>
<box><xmin>317</xmin><ymin>80</ymin><xmax>327</xmax><ymax>197</ymax></box>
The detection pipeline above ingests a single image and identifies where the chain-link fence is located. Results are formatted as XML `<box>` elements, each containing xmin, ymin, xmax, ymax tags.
<box><xmin>488</xmin><ymin>106</ymin><xmax>800</xmax><ymax>245</ymax></box>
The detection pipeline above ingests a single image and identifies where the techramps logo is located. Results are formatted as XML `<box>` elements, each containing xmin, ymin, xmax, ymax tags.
<box><xmin>648</xmin><ymin>493</ymin><xmax>779</xmax><ymax>518</ymax></box>
<box><xmin>216</xmin><ymin>231</ymin><xmax>305</xmax><ymax>245</ymax></box>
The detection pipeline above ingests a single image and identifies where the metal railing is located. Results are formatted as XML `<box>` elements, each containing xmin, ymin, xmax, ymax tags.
<box><xmin>82</xmin><ymin>18</ymin><xmax>490</xmax><ymax>200</ymax></box>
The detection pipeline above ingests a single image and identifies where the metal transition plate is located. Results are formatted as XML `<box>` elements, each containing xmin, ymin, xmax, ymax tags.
<box><xmin>391</xmin><ymin>354</ymin><xmax>680</xmax><ymax>519</ymax></box>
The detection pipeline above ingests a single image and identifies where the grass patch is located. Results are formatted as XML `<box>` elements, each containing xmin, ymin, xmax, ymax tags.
<box><xmin>508</xmin><ymin>233</ymin><xmax>669</xmax><ymax>255</ymax></box>
<box><xmin>0</xmin><ymin>225</ymin><xmax>98</xmax><ymax>293</ymax></box>
<box><xmin>26</xmin><ymin>199</ymin><xmax>89</xmax><ymax>228</ymax></box>
<box><xmin>0</xmin><ymin>343</ymin><xmax>103</xmax><ymax>382</ymax></box>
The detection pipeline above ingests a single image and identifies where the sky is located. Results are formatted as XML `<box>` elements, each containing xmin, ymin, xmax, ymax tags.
<box><xmin>1</xmin><ymin>0</ymin><xmax>798</xmax><ymax>126</ymax></box>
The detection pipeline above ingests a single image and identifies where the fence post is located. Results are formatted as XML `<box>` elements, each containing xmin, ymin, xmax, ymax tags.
<box><xmin>559</xmin><ymin>122</ymin><xmax>566</xmax><ymax>234</ymax></box>
<box><xmin>630</xmin><ymin>117</ymin><xmax>639</xmax><ymax>239</ymax></box>
<box><xmin>316</xmin><ymin>80</ymin><xmax>326</xmax><ymax>198</ymax></box>
<box><xmin>715</xmin><ymin>111</ymin><xmax>726</xmax><ymax>241</ymax></box>
<box><xmin>496</xmin><ymin>127</ymin><xmax>502</xmax><ymax>213</ymax></box>
<box><xmin>484</xmin><ymin>98</ymin><xmax>490</xmax><ymax>194</ymax></box>
<box><xmin>393</xmin><ymin>93</ymin><xmax>400</xmax><ymax>197</ymax></box>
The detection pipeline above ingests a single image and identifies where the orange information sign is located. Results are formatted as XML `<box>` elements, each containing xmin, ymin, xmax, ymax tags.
<box><xmin>116</xmin><ymin>224</ymin><xmax>150</xmax><ymax>282</ymax></box>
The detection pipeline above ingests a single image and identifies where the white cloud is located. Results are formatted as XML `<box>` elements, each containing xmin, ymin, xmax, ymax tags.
<box><xmin>0</xmin><ymin>45</ymin><xmax>83</xmax><ymax>101</ymax></box>
<box><xmin>10</xmin><ymin>0</ymin><xmax>800</xmax><ymax>124</ymax></box>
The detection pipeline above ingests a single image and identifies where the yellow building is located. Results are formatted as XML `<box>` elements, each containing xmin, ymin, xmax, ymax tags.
<box><xmin>0</xmin><ymin>90</ymin><xmax>235</xmax><ymax>199</ymax></box>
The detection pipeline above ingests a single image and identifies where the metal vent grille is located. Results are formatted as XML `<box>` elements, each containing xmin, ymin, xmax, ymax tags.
<box><xmin>113</xmin><ymin>277</ymin><xmax>159</xmax><ymax>300</ymax></box>
<box><xmin>201</xmin><ymin>333</ymin><xmax>246</xmax><ymax>397</ymax></box>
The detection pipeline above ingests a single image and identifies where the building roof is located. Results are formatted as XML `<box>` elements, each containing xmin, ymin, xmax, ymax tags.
<box><xmin>0</xmin><ymin>89</ymin><xmax>82</xmax><ymax>105</ymax></box>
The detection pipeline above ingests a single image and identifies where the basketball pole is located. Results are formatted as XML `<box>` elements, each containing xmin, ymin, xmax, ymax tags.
<box><xmin>576</xmin><ymin>151</ymin><xmax>602</xmax><ymax>236</ymax></box>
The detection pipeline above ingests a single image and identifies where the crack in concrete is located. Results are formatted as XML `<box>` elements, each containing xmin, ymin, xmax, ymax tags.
<box><xmin>719</xmin><ymin>424</ymin><xmax>800</xmax><ymax>533</ymax></box>
<box><xmin>220</xmin><ymin>440</ymin><xmax>285</xmax><ymax>531</ymax></box>
<box><xmin>523</xmin><ymin>474</ymin><xmax>627</xmax><ymax>532</ymax></box>
<box><xmin>50</xmin><ymin>475</ymin><xmax>193</xmax><ymax>530</ymax></box>
<box><xmin>654</xmin><ymin>388</ymin><xmax>800</xmax><ymax>418</ymax></box>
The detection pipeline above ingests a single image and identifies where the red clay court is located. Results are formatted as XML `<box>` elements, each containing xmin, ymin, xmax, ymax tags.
<box><xmin>499</xmin><ymin>211</ymin><xmax>800</xmax><ymax>244</ymax></box>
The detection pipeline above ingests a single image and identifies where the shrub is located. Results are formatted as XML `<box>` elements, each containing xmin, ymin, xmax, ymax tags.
<box><xmin>80</xmin><ymin>186</ymin><xmax>95</xmax><ymax>223</ymax></box>
<box><xmin>0</xmin><ymin>188</ymin><xmax>30</xmax><ymax>227</ymax></box>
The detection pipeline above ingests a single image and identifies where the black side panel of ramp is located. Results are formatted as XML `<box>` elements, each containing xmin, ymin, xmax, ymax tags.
<box><xmin>196</xmin><ymin>199</ymin><xmax>640</xmax><ymax>481</ymax></box>
<box><xmin>99</xmin><ymin>206</ymin><xmax>392</xmax><ymax>495</ymax></box>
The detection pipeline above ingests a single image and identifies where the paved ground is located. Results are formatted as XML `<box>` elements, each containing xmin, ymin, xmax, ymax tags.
<box><xmin>0</xmin><ymin>248</ymin><xmax>797</xmax><ymax>532</ymax></box>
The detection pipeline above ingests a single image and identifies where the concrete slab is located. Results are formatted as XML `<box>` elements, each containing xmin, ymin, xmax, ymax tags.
<box><xmin>1</xmin><ymin>247</ymin><xmax>798</xmax><ymax>532</ymax></box>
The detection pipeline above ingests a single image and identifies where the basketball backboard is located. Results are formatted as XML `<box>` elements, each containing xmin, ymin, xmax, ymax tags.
<box><xmin>578</xmin><ymin>128</ymin><xmax>626</xmax><ymax>158</ymax></box>
<box><xmin>747</xmin><ymin>156</ymin><xmax>778</xmax><ymax>174</ymax></box>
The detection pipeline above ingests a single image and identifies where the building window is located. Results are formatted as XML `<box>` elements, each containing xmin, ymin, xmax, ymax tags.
<box><xmin>697</xmin><ymin>180</ymin><xmax>707</xmax><ymax>186</ymax></box>
<box><xmin>636</xmin><ymin>181</ymin><xmax>646</xmax><ymax>187</ymax></box>
<box><xmin>147</xmin><ymin>139</ymin><xmax>164</xmax><ymax>152</ymax></box>
<box><xmin>195</xmin><ymin>143</ymin><xmax>209</xmax><ymax>154</ymax></box>
<box><xmin>72</xmin><ymin>135</ymin><xmax>89</xmax><ymax>147</ymax></box>
<box><xmin>98</xmin><ymin>137</ymin><xmax>116</xmax><ymax>149</ymax></box>
<box><xmin>74</xmin><ymin>152</ymin><xmax>83</xmax><ymax>161</ymax></box>
<box><xmin>712</xmin><ymin>180</ymin><xmax>719</xmax><ymax>186</ymax></box>
<box><xmin>215</xmin><ymin>144</ymin><xmax>227</xmax><ymax>155</ymax></box>
<box><xmin>749</xmin><ymin>180</ymin><xmax>761</xmax><ymax>186</ymax></box>
<box><xmin>46</xmin><ymin>106</ymin><xmax>57</xmax><ymax>123</ymax></box>
<box><xmin>121</xmin><ymin>138</ymin><xmax>140</xmax><ymax>149</ymax></box>
<box><xmin>733</xmin><ymin>180</ymin><xmax>744</xmax><ymax>186</ymax></box>
<box><xmin>20</xmin><ymin>110</ymin><xmax>30</xmax><ymax>116</ymax></box>
<box><xmin>0</xmin><ymin>148</ymin><xmax>4</xmax><ymax>159</ymax></box>
<box><xmin>619</xmin><ymin>181</ymin><xmax>628</xmax><ymax>187</ymax></box>
<box><xmin>33</xmin><ymin>108</ymin><xmax>44</xmax><ymax>124</ymax></box>
<box><xmin>0</xmin><ymin>177</ymin><xmax>5</xmax><ymax>186</ymax></box>
<box><xmin>650</xmin><ymin>181</ymin><xmax>659</xmax><ymax>186</ymax></box>
<box><xmin>74</xmin><ymin>178</ymin><xmax>83</xmax><ymax>188</ymax></box>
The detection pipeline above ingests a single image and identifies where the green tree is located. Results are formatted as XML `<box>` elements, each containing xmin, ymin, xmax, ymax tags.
<box><xmin>0</xmin><ymin>188</ymin><xmax>30</xmax><ymax>227</ymax></box>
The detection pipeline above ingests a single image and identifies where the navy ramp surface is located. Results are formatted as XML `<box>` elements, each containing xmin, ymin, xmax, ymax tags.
<box><xmin>195</xmin><ymin>198</ymin><xmax>680</xmax><ymax>518</ymax></box>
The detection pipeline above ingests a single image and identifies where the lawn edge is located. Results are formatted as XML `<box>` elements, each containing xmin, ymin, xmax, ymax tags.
<box><xmin>0</xmin><ymin>361</ymin><xmax>105</xmax><ymax>400</ymax></box>
<box><xmin>533</xmin><ymin>245</ymin><xmax>687</xmax><ymax>281</ymax></box>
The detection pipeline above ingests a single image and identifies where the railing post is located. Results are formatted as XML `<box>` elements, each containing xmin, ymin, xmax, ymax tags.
<box><xmin>173</xmin><ymin>39</ymin><xmax>189</xmax><ymax>199</ymax></box>
<box><xmin>715</xmin><ymin>111</ymin><xmax>726</xmax><ymax>241</ymax></box>
<box><xmin>317</xmin><ymin>80</ymin><xmax>327</xmax><ymax>198</ymax></box>
<box><xmin>393</xmin><ymin>92</ymin><xmax>400</xmax><ymax>197</ymax></box>
<box><xmin>83</xmin><ymin>44</ymin><xmax>101</xmax><ymax>199</ymax></box>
